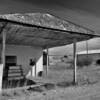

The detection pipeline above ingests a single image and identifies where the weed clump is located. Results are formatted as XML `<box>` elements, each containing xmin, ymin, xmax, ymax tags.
<box><xmin>77</xmin><ymin>56</ymin><xmax>93</xmax><ymax>68</ymax></box>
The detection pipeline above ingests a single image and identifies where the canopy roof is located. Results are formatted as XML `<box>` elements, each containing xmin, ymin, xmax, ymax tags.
<box><xmin>0</xmin><ymin>13</ymin><xmax>99</xmax><ymax>48</ymax></box>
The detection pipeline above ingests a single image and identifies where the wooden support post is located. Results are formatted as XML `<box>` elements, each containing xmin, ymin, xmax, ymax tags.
<box><xmin>46</xmin><ymin>48</ymin><xmax>49</xmax><ymax>76</ymax></box>
<box><xmin>0</xmin><ymin>28</ymin><xmax>6</xmax><ymax>91</ymax></box>
<box><xmin>86</xmin><ymin>40</ymin><xmax>88</xmax><ymax>59</ymax></box>
<box><xmin>31</xmin><ymin>67</ymin><xmax>33</xmax><ymax>76</ymax></box>
<box><xmin>2</xmin><ymin>31</ymin><xmax>6</xmax><ymax>68</ymax></box>
<box><xmin>35</xmin><ymin>63</ymin><xmax>37</xmax><ymax>77</ymax></box>
<box><xmin>73</xmin><ymin>39</ymin><xmax>77</xmax><ymax>85</ymax></box>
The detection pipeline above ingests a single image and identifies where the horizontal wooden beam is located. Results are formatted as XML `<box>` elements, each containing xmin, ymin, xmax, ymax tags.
<box><xmin>0</xmin><ymin>18</ymin><xmax>97</xmax><ymax>37</ymax></box>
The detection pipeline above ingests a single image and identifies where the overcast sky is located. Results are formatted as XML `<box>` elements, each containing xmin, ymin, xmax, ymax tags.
<box><xmin>1</xmin><ymin>0</ymin><xmax>100</xmax><ymax>15</ymax></box>
<box><xmin>0</xmin><ymin>0</ymin><xmax>100</xmax><ymax>31</ymax></box>
<box><xmin>0</xmin><ymin>0</ymin><xmax>100</xmax><ymax>32</ymax></box>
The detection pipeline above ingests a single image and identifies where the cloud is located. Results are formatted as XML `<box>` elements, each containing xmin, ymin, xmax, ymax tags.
<box><xmin>1</xmin><ymin>0</ymin><xmax>100</xmax><ymax>15</ymax></box>
<box><xmin>14</xmin><ymin>0</ymin><xmax>61</xmax><ymax>7</ymax></box>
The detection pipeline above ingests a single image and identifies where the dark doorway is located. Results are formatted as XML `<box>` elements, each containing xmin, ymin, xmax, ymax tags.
<box><xmin>43</xmin><ymin>51</ymin><xmax>47</xmax><ymax>66</ymax></box>
<box><xmin>6</xmin><ymin>56</ymin><xmax>17</xmax><ymax>66</ymax></box>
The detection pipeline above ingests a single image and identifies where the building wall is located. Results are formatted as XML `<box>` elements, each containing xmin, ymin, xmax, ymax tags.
<box><xmin>27</xmin><ymin>55</ymin><xmax>43</xmax><ymax>77</ymax></box>
<box><xmin>0</xmin><ymin>45</ymin><xmax>43</xmax><ymax>76</ymax></box>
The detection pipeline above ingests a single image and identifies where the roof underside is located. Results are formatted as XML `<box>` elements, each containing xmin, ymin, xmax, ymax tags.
<box><xmin>0</xmin><ymin>13</ymin><xmax>98</xmax><ymax>48</ymax></box>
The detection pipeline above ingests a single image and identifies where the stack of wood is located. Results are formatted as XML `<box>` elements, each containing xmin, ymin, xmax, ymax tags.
<box><xmin>3</xmin><ymin>65</ymin><xmax>25</xmax><ymax>88</ymax></box>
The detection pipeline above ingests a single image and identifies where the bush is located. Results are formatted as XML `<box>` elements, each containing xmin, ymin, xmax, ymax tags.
<box><xmin>96</xmin><ymin>59</ymin><xmax>100</xmax><ymax>65</ymax></box>
<box><xmin>77</xmin><ymin>56</ymin><xmax>93</xmax><ymax>68</ymax></box>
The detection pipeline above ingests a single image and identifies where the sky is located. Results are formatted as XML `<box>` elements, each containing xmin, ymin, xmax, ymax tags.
<box><xmin>0</xmin><ymin>0</ymin><xmax>100</xmax><ymax>55</ymax></box>
<box><xmin>0</xmin><ymin>0</ymin><xmax>100</xmax><ymax>32</ymax></box>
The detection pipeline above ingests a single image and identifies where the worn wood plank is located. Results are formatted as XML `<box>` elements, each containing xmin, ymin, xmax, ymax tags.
<box><xmin>2</xmin><ymin>83</ymin><xmax>44</xmax><ymax>92</ymax></box>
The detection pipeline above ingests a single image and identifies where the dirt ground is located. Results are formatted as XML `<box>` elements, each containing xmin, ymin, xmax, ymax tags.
<box><xmin>1</xmin><ymin>82</ymin><xmax>100</xmax><ymax>100</ymax></box>
<box><xmin>1</xmin><ymin>64</ymin><xmax>100</xmax><ymax>100</ymax></box>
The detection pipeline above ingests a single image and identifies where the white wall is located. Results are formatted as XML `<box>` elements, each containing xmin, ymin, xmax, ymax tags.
<box><xmin>27</xmin><ymin>55</ymin><xmax>43</xmax><ymax>77</ymax></box>
<box><xmin>0</xmin><ymin>64</ymin><xmax>3</xmax><ymax>91</ymax></box>
<box><xmin>0</xmin><ymin>45</ymin><xmax>43</xmax><ymax>76</ymax></box>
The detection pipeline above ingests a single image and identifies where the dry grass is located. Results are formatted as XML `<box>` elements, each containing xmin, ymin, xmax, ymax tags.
<box><xmin>1</xmin><ymin>64</ymin><xmax>100</xmax><ymax>100</ymax></box>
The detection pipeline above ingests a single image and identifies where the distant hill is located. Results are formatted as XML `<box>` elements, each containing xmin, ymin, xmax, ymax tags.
<box><xmin>49</xmin><ymin>37</ymin><xmax>100</xmax><ymax>55</ymax></box>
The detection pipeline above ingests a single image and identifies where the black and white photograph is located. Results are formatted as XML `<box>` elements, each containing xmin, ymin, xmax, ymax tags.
<box><xmin>0</xmin><ymin>0</ymin><xmax>100</xmax><ymax>100</ymax></box>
